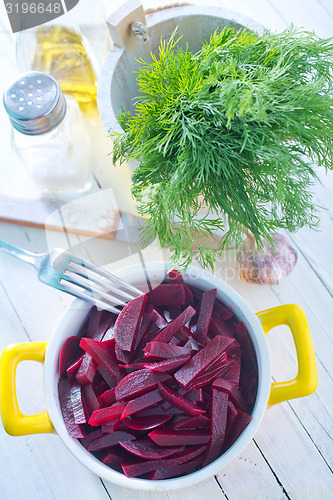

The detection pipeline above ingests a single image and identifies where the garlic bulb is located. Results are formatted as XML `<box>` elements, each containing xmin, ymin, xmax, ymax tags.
<box><xmin>237</xmin><ymin>234</ymin><xmax>297</xmax><ymax>285</ymax></box>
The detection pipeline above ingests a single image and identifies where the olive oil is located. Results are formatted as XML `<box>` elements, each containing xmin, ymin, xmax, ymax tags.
<box><xmin>31</xmin><ymin>25</ymin><xmax>98</xmax><ymax>116</ymax></box>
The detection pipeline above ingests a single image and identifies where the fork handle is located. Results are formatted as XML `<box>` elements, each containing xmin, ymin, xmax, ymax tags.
<box><xmin>0</xmin><ymin>241</ymin><xmax>39</xmax><ymax>267</ymax></box>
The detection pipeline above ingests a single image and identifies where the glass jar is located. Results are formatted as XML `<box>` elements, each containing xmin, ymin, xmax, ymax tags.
<box><xmin>15</xmin><ymin>0</ymin><xmax>111</xmax><ymax>116</ymax></box>
<box><xmin>3</xmin><ymin>71</ymin><xmax>92</xmax><ymax>194</ymax></box>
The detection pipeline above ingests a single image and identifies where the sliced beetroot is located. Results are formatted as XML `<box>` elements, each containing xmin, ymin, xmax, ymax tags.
<box><xmin>120</xmin><ymin>389</ymin><xmax>162</xmax><ymax>419</ymax></box>
<box><xmin>151</xmin><ymin>308</ymin><xmax>168</xmax><ymax>329</ymax></box>
<box><xmin>147</xmin><ymin>284</ymin><xmax>185</xmax><ymax>306</ymax></box>
<box><xmin>153</xmin><ymin>306</ymin><xmax>196</xmax><ymax>343</ymax></box>
<box><xmin>149</xmin><ymin>456</ymin><xmax>202</xmax><ymax>480</ymax></box>
<box><xmin>75</xmin><ymin>353</ymin><xmax>98</xmax><ymax>386</ymax></box>
<box><xmin>223</xmin><ymin>409</ymin><xmax>252</xmax><ymax>451</ymax></box>
<box><xmin>103</xmin><ymin>448</ymin><xmax>130</xmax><ymax>473</ymax></box>
<box><xmin>101</xmin><ymin>419</ymin><xmax>124</xmax><ymax>433</ymax></box>
<box><xmin>174</xmin><ymin>335</ymin><xmax>234</xmax><ymax>389</ymax></box>
<box><xmin>80</xmin><ymin>337</ymin><xmax>122</xmax><ymax>384</ymax></box>
<box><xmin>186</xmin><ymin>352</ymin><xmax>229</xmax><ymax>390</ymax></box>
<box><xmin>149</xmin><ymin>428</ymin><xmax>210</xmax><ymax>446</ymax></box>
<box><xmin>212</xmin><ymin>378</ymin><xmax>247</xmax><ymax>410</ymax></box>
<box><xmin>192</xmin><ymin>289</ymin><xmax>216</xmax><ymax>346</ymax></box>
<box><xmin>119</xmin><ymin>437</ymin><xmax>182</xmax><ymax>459</ymax></box>
<box><xmin>124</xmin><ymin>414</ymin><xmax>172</xmax><ymax>430</ymax></box>
<box><xmin>79</xmin><ymin>428</ymin><xmax>105</xmax><ymax>449</ymax></box>
<box><xmin>98</xmin><ymin>388</ymin><xmax>116</xmax><ymax>408</ymax></box>
<box><xmin>82</xmin><ymin>384</ymin><xmax>99</xmax><ymax>417</ymax></box>
<box><xmin>88</xmin><ymin>403</ymin><xmax>126</xmax><ymax>426</ymax></box>
<box><xmin>87</xmin><ymin>307</ymin><xmax>117</xmax><ymax>341</ymax></box>
<box><xmin>114</xmin><ymin>343</ymin><xmax>133</xmax><ymax>364</ymax></box>
<box><xmin>202</xmin><ymin>388</ymin><xmax>228</xmax><ymax>467</ymax></box>
<box><xmin>115</xmin><ymin>369</ymin><xmax>171</xmax><ymax>402</ymax></box>
<box><xmin>214</xmin><ymin>299</ymin><xmax>234</xmax><ymax>321</ymax></box>
<box><xmin>184</xmin><ymin>285</ymin><xmax>195</xmax><ymax>307</ymax></box>
<box><xmin>235</xmin><ymin>321</ymin><xmax>258</xmax><ymax>377</ymax></box>
<box><xmin>58</xmin><ymin>379</ymin><xmax>87</xmax><ymax>438</ymax></box>
<box><xmin>121</xmin><ymin>444</ymin><xmax>206</xmax><ymax>478</ymax></box>
<box><xmin>158</xmin><ymin>382</ymin><xmax>205</xmax><ymax>416</ymax></box>
<box><xmin>97</xmin><ymin>366</ymin><xmax>116</xmax><ymax>389</ymax></box>
<box><xmin>88</xmin><ymin>430</ymin><xmax>135</xmax><ymax>451</ymax></box>
<box><xmin>180</xmin><ymin>388</ymin><xmax>204</xmax><ymax>405</ymax></box>
<box><xmin>226</xmin><ymin>401</ymin><xmax>238</xmax><ymax>435</ymax></box>
<box><xmin>59</xmin><ymin>336</ymin><xmax>81</xmax><ymax>378</ymax></box>
<box><xmin>172</xmin><ymin>414</ymin><xmax>210</xmax><ymax>430</ymax></box>
<box><xmin>114</xmin><ymin>294</ymin><xmax>147</xmax><ymax>351</ymax></box>
<box><xmin>144</xmin><ymin>341</ymin><xmax>191</xmax><ymax>360</ymax></box>
<box><xmin>143</xmin><ymin>354</ymin><xmax>191</xmax><ymax>373</ymax></box>
<box><xmin>133</xmin><ymin>305</ymin><xmax>155</xmax><ymax>351</ymax></box>
<box><xmin>210</xmin><ymin>314</ymin><xmax>234</xmax><ymax>338</ymax></box>
<box><xmin>66</xmin><ymin>356</ymin><xmax>83</xmax><ymax>382</ymax></box>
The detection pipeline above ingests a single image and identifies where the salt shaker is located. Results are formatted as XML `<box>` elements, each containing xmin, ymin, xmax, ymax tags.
<box><xmin>3</xmin><ymin>71</ymin><xmax>92</xmax><ymax>194</ymax></box>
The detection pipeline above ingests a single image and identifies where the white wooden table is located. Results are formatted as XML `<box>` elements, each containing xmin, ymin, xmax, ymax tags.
<box><xmin>0</xmin><ymin>1</ymin><xmax>332</xmax><ymax>499</ymax></box>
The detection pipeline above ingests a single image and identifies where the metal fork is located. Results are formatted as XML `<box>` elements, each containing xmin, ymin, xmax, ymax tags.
<box><xmin>0</xmin><ymin>241</ymin><xmax>142</xmax><ymax>314</ymax></box>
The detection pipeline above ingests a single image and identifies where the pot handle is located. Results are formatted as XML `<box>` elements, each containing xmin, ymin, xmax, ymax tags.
<box><xmin>256</xmin><ymin>304</ymin><xmax>317</xmax><ymax>406</ymax></box>
<box><xmin>0</xmin><ymin>342</ymin><xmax>54</xmax><ymax>435</ymax></box>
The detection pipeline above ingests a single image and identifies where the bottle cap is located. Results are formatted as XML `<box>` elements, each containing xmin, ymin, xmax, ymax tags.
<box><xmin>3</xmin><ymin>71</ymin><xmax>66</xmax><ymax>135</ymax></box>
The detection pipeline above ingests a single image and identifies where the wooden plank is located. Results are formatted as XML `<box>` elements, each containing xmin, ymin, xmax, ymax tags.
<box><xmin>268</xmin><ymin>0</ymin><xmax>333</xmax><ymax>36</ymax></box>
<box><xmin>0</xmin><ymin>280</ymin><xmax>109</xmax><ymax>500</ymax></box>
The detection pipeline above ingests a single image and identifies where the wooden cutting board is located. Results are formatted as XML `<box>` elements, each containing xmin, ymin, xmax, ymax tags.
<box><xmin>0</xmin><ymin>193</ymin><xmax>147</xmax><ymax>244</ymax></box>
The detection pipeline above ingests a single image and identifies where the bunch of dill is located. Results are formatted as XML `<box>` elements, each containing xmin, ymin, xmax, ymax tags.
<box><xmin>112</xmin><ymin>26</ymin><xmax>333</xmax><ymax>270</ymax></box>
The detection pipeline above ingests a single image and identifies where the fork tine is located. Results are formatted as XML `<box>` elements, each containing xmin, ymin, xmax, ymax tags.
<box><xmin>61</xmin><ymin>272</ymin><xmax>129</xmax><ymax>307</ymax></box>
<box><xmin>66</xmin><ymin>263</ymin><xmax>137</xmax><ymax>302</ymax></box>
<box><xmin>67</xmin><ymin>256</ymin><xmax>142</xmax><ymax>296</ymax></box>
<box><xmin>59</xmin><ymin>280</ymin><xmax>121</xmax><ymax>314</ymax></box>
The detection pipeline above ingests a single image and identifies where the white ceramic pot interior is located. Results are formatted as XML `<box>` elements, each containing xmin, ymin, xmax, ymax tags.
<box><xmin>110</xmin><ymin>5</ymin><xmax>257</xmax><ymax>125</ymax></box>
<box><xmin>44</xmin><ymin>262</ymin><xmax>271</xmax><ymax>491</ymax></box>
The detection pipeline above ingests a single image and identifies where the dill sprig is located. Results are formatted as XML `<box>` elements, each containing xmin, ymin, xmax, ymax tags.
<box><xmin>112</xmin><ymin>26</ymin><xmax>333</xmax><ymax>270</ymax></box>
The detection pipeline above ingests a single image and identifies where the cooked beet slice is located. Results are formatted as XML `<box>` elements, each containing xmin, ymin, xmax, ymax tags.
<box><xmin>80</xmin><ymin>337</ymin><xmax>122</xmax><ymax>384</ymax></box>
<box><xmin>103</xmin><ymin>448</ymin><xmax>130</xmax><ymax>472</ymax></box>
<box><xmin>82</xmin><ymin>384</ymin><xmax>99</xmax><ymax>418</ymax></box>
<box><xmin>121</xmin><ymin>444</ymin><xmax>206</xmax><ymax>478</ymax></box>
<box><xmin>174</xmin><ymin>335</ymin><xmax>234</xmax><ymax>389</ymax></box>
<box><xmin>66</xmin><ymin>356</ymin><xmax>83</xmax><ymax>382</ymax></box>
<box><xmin>149</xmin><ymin>456</ymin><xmax>202</xmax><ymax>480</ymax></box>
<box><xmin>114</xmin><ymin>343</ymin><xmax>133</xmax><ymax>364</ymax></box>
<box><xmin>214</xmin><ymin>299</ymin><xmax>234</xmax><ymax>321</ymax></box>
<box><xmin>144</xmin><ymin>341</ymin><xmax>191</xmax><ymax>360</ymax></box>
<box><xmin>149</xmin><ymin>428</ymin><xmax>210</xmax><ymax>446</ymax></box>
<box><xmin>210</xmin><ymin>314</ymin><xmax>234</xmax><ymax>338</ymax></box>
<box><xmin>151</xmin><ymin>308</ymin><xmax>168</xmax><ymax>329</ymax></box>
<box><xmin>79</xmin><ymin>428</ymin><xmax>105</xmax><ymax>449</ymax></box>
<box><xmin>235</xmin><ymin>321</ymin><xmax>258</xmax><ymax>377</ymax></box>
<box><xmin>147</xmin><ymin>284</ymin><xmax>185</xmax><ymax>306</ymax></box>
<box><xmin>115</xmin><ymin>369</ymin><xmax>171</xmax><ymax>402</ymax></box>
<box><xmin>89</xmin><ymin>403</ymin><xmax>126</xmax><ymax>426</ymax></box>
<box><xmin>184</xmin><ymin>285</ymin><xmax>195</xmax><ymax>307</ymax></box>
<box><xmin>180</xmin><ymin>388</ymin><xmax>204</xmax><ymax>405</ymax></box>
<box><xmin>124</xmin><ymin>414</ymin><xmax>172</xmax><ymax>430</ymax></box>
<box><xmin>143</xmin><ymin>354</ymin><xmax>191</xmax><ymax>373</ymax></box>
<box><xmin>186</xmin><ymin>352</ymin><xmax>229</xmax><ymax>390</ymax></box>
<box><xmin>168</xmin><ymin>270</ymin><xmax>184</xmax><ymax>318</ymax></box>
<box><xmin>97</xmin><ymin>366</ymin><xmax>116</xmax><ymax>389</ymax></box>
<box><xmin>158</xmin><ymin>382</ymin><xmax>205</xmax><ymax>416</ymax></box>
<box><xmin>114</xmin><ymin>294</ymin><xmax>147</xmax><ymax>351</ymax></box>
<box><xmin>75</xmin><ymin>353</ymin><xmax>98</xmax><ymax>386</ymax></box>
<box><xmin>120</xmin><ymin>389</ymin><xmax>162</xmax><ymax>419</ymax></box>
<box><xmin>98</xmin><ymin>388</ymin><xmax>116</xmax><ymax>408</ymax></box>
<box><xmin>226</xmin><ymin>401</ymin><xmax>238</xmax><ymax>435</ymax></box>
<box><xmin>119</xmin><ymin>438</ymin><xmax>182</xmax><ymax>459</ymax></box>
<box><xmin>133</xmin><ymin>305</ymin><xmax>155</xmax><ymax>351</ymax></box>
<box><xmin>192</xmin><ymin>289</ymin><xmax>216</xmax><ymax>346</ymax></box>
<box><xmin>101</xmin><ymin>419</ymin><xmax>124</xmax><ymax>433</ymax></box>
<box><xmin>153</xmin><ymin>306</ymin><xmax>196</xmax><ymax>343</ymax></box>
<box><xmin>87</xmin><ymin>307</ymin><xmax>117</xmax><ymax>341</ymax></box>
<box><xmin>223</xmin><ymin>409</ymin><xmax>252</xmax><ymax>451</ymax></box>
<box><xmin>202</xmin><ymin>388</ymin><xmax>228</xmax><ymax>467</ymax></box>
<box><xmin>212</xmin><ymin>378</ymin><xmax>247</xmax><ymax>410</ymax></box>
<box><xmin>58</xmin><ymin>379</ymin><xmax>87</xmax><ymax>438</ymax></box>
<box><xmin>88</xmin><ymin>431</ymin><xmax>135</xmax><ymax>451</ymax></box>
<box><xmin>59</xmin><ymin>336</ymin><xmax>81</xmax><ymax>378</ymax></box>
<box><xmin>172</xmin><ymin>414</ymin><xmax>210</xmax><ymax>430</ymax></box>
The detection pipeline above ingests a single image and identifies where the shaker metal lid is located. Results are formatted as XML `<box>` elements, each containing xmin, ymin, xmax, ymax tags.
<box><xmin>3</xmin><ymin>71</ymin><xmax>66</xmax><ymax>135</ymax></box>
